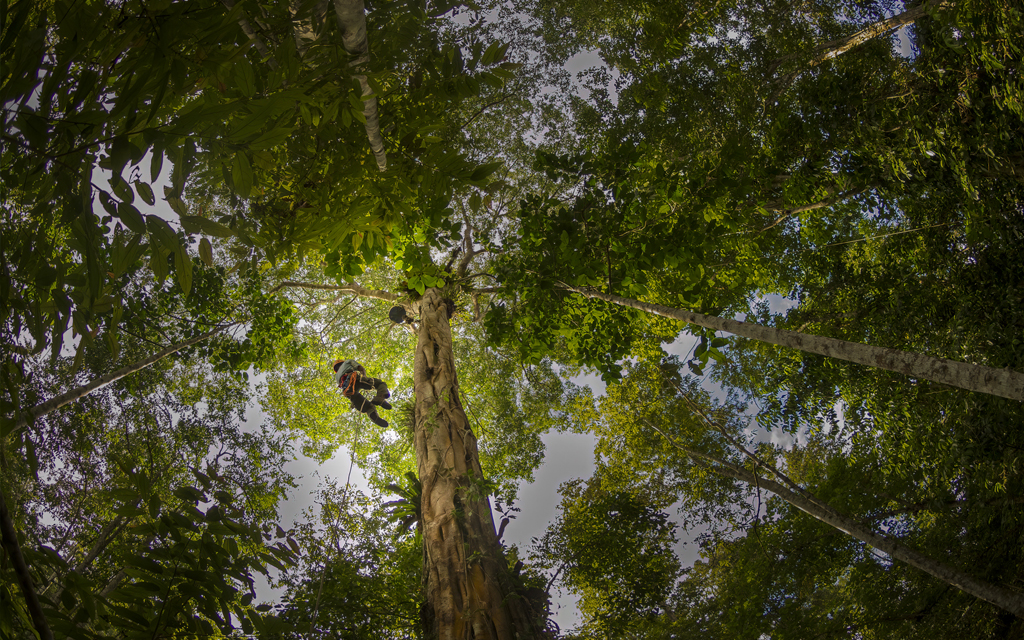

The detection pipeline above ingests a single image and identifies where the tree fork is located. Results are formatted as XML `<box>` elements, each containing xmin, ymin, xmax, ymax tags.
<box><xmin>568</xmin><ymin>287</ymin><xmax>1024</xmax><ymax>402</ymax></box>
<box><xmin>413</xmin><ymin>288</ymin><xmax>541</xmax><ymax>639</ymax></box>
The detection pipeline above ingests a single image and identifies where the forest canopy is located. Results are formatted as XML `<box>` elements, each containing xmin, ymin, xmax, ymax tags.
<box><xmin>2</xmin><ymin>0</ymin><xmax>1024</xmax><ymax>638</ymax></box>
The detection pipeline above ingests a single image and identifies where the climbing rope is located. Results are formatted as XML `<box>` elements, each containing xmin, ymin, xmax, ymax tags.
<box><xmin>338</xmin><ymin>371</ymin><xmax>360</xmax><ymax>397</ymax></box>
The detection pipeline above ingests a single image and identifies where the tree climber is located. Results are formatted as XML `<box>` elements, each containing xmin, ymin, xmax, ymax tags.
<box><xmin>332</xmin><ymin>359</ymin><xmax>393</xmax><ymax>428</ymax></box>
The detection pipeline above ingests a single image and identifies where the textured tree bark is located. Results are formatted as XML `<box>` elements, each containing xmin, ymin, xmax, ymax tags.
<box><xmin>222</xmin><ymin>0</ymin><xmax>278</xmax><ymax>67</ymax></box>
<box><xmin>413</xmin><ymin>288</ymin><xmax>540</xmax><ymax>639</ymax></box>
<box><xmin>333</xmin><ymin>0</ymin><xmax>387</xmax><ymax>170</ymax></box>
<box><xmin>569</xmin><ymin>288</ymin><xmax>1024</xmax><ymax>401</ymax></box>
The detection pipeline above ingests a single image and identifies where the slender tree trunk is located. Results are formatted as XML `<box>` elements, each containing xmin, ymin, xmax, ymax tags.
<box><xmin>4</xmin><ymin>323</ymin><xmax>235</xmax><ymax>438</ymax></box>
<box><xmin>569</xmin><ymin>287</ymin><xmax>1024</xmax><ymax>401</ymax></box>
<box><xmin>649</xmin><ymin>422</ymin><xmax>1024</xmax><ymax>618</ymax></box>
<box><xmin>290</xmin><ymin>0</ymin><xmax>330</xmax><ymax>56</ymax></box>
<box><xmin>771</xmin><ymin>0</ymin><xmax>949</xmax><ymax>87</ymax></box>
<box><xmin>0</xmin><ymin>490</ymin><xmax>54</xmax><ymax>640</ymax></box>
<box><xmin>222</xmin><ymin>0</ymin><xmax>278</xmax><ymax>67</ymax></box>
<box><xmin>413</xmin><ymin>288</ymin><xmax>540</xmax><ymax>639</ymax></box>
<box><xmin>333</xmin><ymin>0</ymin><xmax>387</xmax><ymax>171</ymax></box>
<box><xmin>761</xmin><ymin>186</ymin><xmax>870</xmax><ymax>231</ymax></box>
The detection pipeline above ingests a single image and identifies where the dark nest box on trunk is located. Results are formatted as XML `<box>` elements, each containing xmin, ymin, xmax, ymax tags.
<box><xmin>389</xmin><ymin>306</ymin><xmax>411</xmax><ymax>324</ymax></box>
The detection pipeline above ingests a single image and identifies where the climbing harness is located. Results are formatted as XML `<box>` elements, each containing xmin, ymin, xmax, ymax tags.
<box><xmin>338</xmin><ymin>371</ymin><xmax>360</xmax><ymax>397</ymax></box>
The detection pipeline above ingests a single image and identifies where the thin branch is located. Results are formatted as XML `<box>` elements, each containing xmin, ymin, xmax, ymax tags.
<box><xmin>759</xmin><ymin>187</ymin><xmax>869</xmax><ymax>232</ymax></box>
<box><xmin>679</xmin><ymin>393</ymin><xmax>826</xmax><ymax>509</ymax></box>
<box><xmin>868</xmin><ymin>495</ymin><xmax>1024</xmax><ymax>521</ymax></box>
<box><xmin>545</xmin><ymin>564</ymin><xmax>564</xmax><ymax>593</ymax></box>
<box><xmin>271</xmin><ymin>279</ymin><xmax>402</xmax><ymax>304</ymax></box>
<box><xmin>808</xmin><ymin>222</ymin><xmax>951</xmax><ymax>251</ymax></box>
<box><xmin>460</xmin><ymin>93</ymin><xmax>514</xmax><ymax>130</ymax></box>
<box><xmin>644</xmin><ymin>417</ymin><xmax>1024</xmax><ymax>617</ymax></box>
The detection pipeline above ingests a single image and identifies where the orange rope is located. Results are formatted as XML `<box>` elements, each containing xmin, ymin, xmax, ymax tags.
<box><xmin>339</xmin><ymin>371</ymin><xmax>360</xmax><ymax>396</ymax></box>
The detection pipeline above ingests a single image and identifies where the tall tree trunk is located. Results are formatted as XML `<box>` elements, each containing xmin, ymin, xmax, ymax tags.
<box><xmin>649</xmin><ymin>420</ymin><xmax>1024</xmax><ymax>618</ymax></box>
<box><xmin>568</xmin><ymin>287</ymin><xmax>1024</xmax><ymax>401</ymax></box>
<box><xmin>413</xmin><ymin>288</ymin><xmax>540</xmax><ymax>639</ymax></box>
<box><xmin>333</xmin><ymin>0</ymin><xmax>387</xmax><ymax>171</ymax></box>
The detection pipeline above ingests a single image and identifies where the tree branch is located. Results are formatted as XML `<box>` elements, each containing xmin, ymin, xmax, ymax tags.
<box><xmin>760</xmin><ymin>187</ymin><xmax>870</xmax><ymax>231</ymax></box>
<box><xmin>289</xmin><ymin>0</ymin><xmax>330</xmax><ymax>57</ymax></box>
<box><xmin>270</xmin><ymin>280</ymin><xmax>401</xmax><ymax>303</ymax></box>
<box><xmin>459</xmin><ymin>93</ymin><xmax>514</xmax><ymax>131</ymax></box>
<box><xmin>770</xmin><ymin>0</ymin><xmax>951</xmax><ymax>91</ymax></box>
<box><xmin>646</xmin><ymin>417</ymin><xmax>1024</xmax><ymax>618</ymax></box>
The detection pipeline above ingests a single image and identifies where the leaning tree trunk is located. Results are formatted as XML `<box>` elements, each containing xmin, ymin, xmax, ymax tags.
<box><xmin>569</xmin><ymin>287</ymin><xmax>1024</xmax><ymax>401</ymax></box>
<box><xmin>5</xmin><ymin>323</ymin><xmax>236</xmax><ymax>438</ymax></box>
<box><xmin>771</xmin><ymin>0</ymin><xmax>950</xmax><ymax>89</ymax></box>
<box><xmin>413</xmin><ymin>288</ymin><xmax>540</xmax><ymax>639</ymax></box>
<box><xmin>652</xmin><ymin>424</ymin><xmax>1024</xmax><ymax>618</ymax></box>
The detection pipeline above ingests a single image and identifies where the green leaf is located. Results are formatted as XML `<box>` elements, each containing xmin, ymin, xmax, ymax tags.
<box><xmin>173</xmin><ymin>486</ymin><xmax>207</xmax><ymax>502</ymax></box>
<box><xmin>150</xmin><ymin>152</ymin><xmax>164</xmax><ymax>182</ymax></box>
<box><xmin>150</xmin><ymin>245</ymin><xmax>169</xmax><ymax>285</ymax></box>
<box><xmin>235</xmin><ymin>61</ymin><xmax>256</xmax><ymax>97</ymax></box>
<box><xmin>180</xmin><ymin>215</ymin><xmax>235</xmax><ymax>238</ymax></box>
<box><xmin>116</xmin><ymin>203</ymin><xmax>147</xmax><ymax>234</ymax></box>
<box><xmin>110</xmin><ymin>175</ymin><xmax>134</xmax><ymax>204</ymax></box>
<box><xmin>146</xmin><ymin>215</ymin><xmax>179</xmax><ymax>254</ymax></box>
<box><xmin>135</xmin><ymin>180</ymin><xmax>156</xmax><ymax>206</ymax></box>
<box><xmin>174</xmin><ymin>244</ymin><xmax>192</xmax><ymax>296</ymax></box>
<box><xmin>250</xmin><ymin>126</ymin><xmax>293</xmax><ymax>150</ymax></box>
<box><xmin>232</xmin><ymin>153</ymin><xmax>253</xmax><ymax>198</ymax></box>
<box><xmin>98</xmin><ymin>191</ymin><xmax>119</xmax><ymax>217</ymax></box>
<box><xmin>199</xmin><ymin>238</ymin><xmax>214</xmax><ymax>266</ymax></box>
<box><xmin>481</xmin><ymin>41</ymin><xmax>501</xmax><ymax>66</ymax></box>
<box><xmin>124</xmin><ymin>555</ymin><xmax>164</xmax><ymax>575</ymax></box>
<box><xmin>470</xmin><ymin>161</ymin><xmax>503</xmax><ymax>183</ymax></box>
<box><xmin>166</xmin><ymin>197</ymin><xmax>189</xmax><ymax>216</ymax></box>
